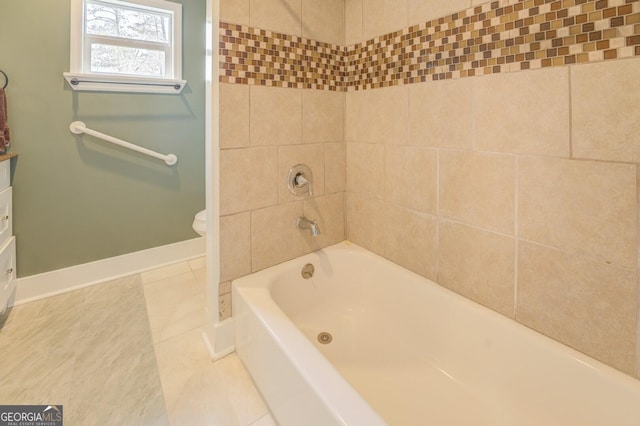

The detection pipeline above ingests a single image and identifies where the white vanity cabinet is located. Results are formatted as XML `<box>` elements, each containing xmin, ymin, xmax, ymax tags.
<box><xmin>0</xmin><ymin>156</ymin><xmax>16</xmax><ymax>315</ymax></box>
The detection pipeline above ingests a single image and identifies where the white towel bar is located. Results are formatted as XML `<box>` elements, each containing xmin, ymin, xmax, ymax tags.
<box><xmin>69</xmin><ymin>121</ymin><xmax>178</xmax><ymax>166</ymax></box>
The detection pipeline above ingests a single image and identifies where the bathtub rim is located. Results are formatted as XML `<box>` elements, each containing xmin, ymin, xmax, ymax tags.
<box><xmin>233</xmin><ymin>281</ymin><xmax>387</xmax><ymax>425</ymax></box>
<box><xmin>233</xmin><ymin>240</ymin><xmax>640</xmax><ymax>424</ymax></box>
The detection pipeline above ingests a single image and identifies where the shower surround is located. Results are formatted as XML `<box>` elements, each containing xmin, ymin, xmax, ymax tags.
<box><xmin>218</xmin><ymin>0</ymin><xmax>640</xmax><ymax>379</ymax></box>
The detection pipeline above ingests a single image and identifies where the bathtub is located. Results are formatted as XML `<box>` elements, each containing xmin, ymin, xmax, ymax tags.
<box><xmin>232</xmin><ymin>242</ymin><xmax>640</xmax><ymax>425</ymax></box>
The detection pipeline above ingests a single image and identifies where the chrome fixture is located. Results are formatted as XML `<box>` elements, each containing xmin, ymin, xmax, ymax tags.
<box><xmin>296</xmin><ymin>216</ymin><xmax>321</xmax><ymax>236</ymax></box>
<box><xmin>287</xmin><ymin>164</ymin><xmax>313</xmax><ymax>197</ymax></box>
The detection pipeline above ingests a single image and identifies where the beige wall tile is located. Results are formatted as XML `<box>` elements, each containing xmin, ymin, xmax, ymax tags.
<box><xmin>302</xmin><ymin>0</ymin><xmax>344</xmax><ymax>45</ymax></box>
<box><xmin>345</xmin><ymin>90</ymin><xmax>369</xmax><ymax>142</ymax></box>
<box><xmin>278</xmin><ymin>144</ymin><xmax>325</xmax><ymax>203</ymax></box>
<box><xmin>220</xmin><ymin>147</ymin><xmax>278</xmax><ymax>215</ymax></box>
<box><xmin>303</xmin><ymin>192</ymin><xmax>345</xmax><ymax>251</ymax></box>
<box><xmin>302</xmin><ymin>90</ymin><xmax>344</xmax><ymax>144</ymax></box>
<box><xmin>384</xmin><ymin>205</ymin><xmax>438</xmax><ymax>280</ymax></box>
<box><xmin>346</xmin><ymin>192</ymin><xmax>385</xmax><ymax>255</ymax></box>
<box><xmin>439</xmin><ymin>220</ymin><xmax>515</xmax><ymax>317</ymax></box>
<box><xmin>250</xmin><ymin>0</ymin><xmax>301</xmax><ymax>35</ymax></box>
<box><xmin>408</xmin><ymin>0</ymin><xmax>471</xmax><ymax>26</ymax></box>
<box><xmin>220</xmin><ymin>0</ymin><xmax>250</xmax><ymax>26</ymax></box>
<box><xmin>409</xmin><ymin>78</ymin><xmax>473</xmax><ymax>149</ymax></box>
<box><xmin>219</xmin><ymin>281</ymin><xmax>231</xmax><ymax>296</ymax></box>
<box><xmin>474</xmin><ymin>67</ymin><xmax>570</xmax><ymax>157</ymax></box>
<box><xmin>220</xmin><ymin>213</ymin><xmax>251</xmax><ymax>282</ymax></box>
<box><xmin>250</xmin><ymin>86</ymin><xmax>302</xmax><ymax>146</ymax></box>
<box><xmin>571</xmin><ymin>58</ymin><xmax>640</xmax><ymax>163</ymax></box>
<box><xmin>251</xmin><ymin>202</ymin><xmax>304</xmax><ymax>272</ymax></box>
<box><xmin>517</xmin><ymin>241</ymin><xmax>637</xmax><ymax>375</ymax></box>
<box><xmin>219</xmin><ymin>293</ymin><xmax>232</xmax><ymax>320</ymax></box>
<box><xmin>346</xmin><ymin>142</ymin><xmax>384</xmax><ymax>198</ymax></box>
<box><xmin>347</xmin><ymin>88</ymin><xmax>407</xmax><ymax>144</ymax></box>
<box><xmin>439</xmin><ymin>150</ymin><xmax>515</xmax><ymax>235</ymax></box>
<box><xmin>220</xmin><ymin>84</ymin><xmax>250</xmax><ymax>149</ymax></box>
<box><xmin>362</xmin><ymin>0</ymin><xmax>407</xmax><ymax>40</ymax></box>
<box><xmin>368</xmin><ymin>85</ymin><xmax>409</xmax><ymax>145</ymax></box>
<box><xmin>384</xmin><ymin>145</ymin><xmax>437</xmax><ymax>214</ymax></box>
<box><xmin>518</xmin><ymin>156</ymin><xmax>637</xmax><ymax>269</ymax></box>
<box><xmin>325</xmin><ymin>142</ymin><xmax>346</xmax><ymax>194</ymax></box>
<box><xmin>345</xmin><ymin>0</ymin><xmax>363</xmax><ymax>45</ymax></box>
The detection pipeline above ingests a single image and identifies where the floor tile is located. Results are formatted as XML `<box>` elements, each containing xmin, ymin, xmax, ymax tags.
<box><xmin>0</xmin><ymin>263</ymin><xmax>268</xmax><ymax>426</ymax></box>
<box><xmin>250</xmin><ymin>413</ymin><xmax>277</xmax><ymax>426</ymax></box>
<box><xmin>0</xmin><ymin>275</ymin><xmax>169</xmax><ymax>425</ymax></box>
<box><xmin>141</xmin><ymin>262</ymin><xmax>192</xmax><ymax>285</ymax></box>
<box><xmin>143</xmin><ymin>271</ymin><xmax>205</xmax><ymax>344</ymax></box>
<box><xmin>154</xmin><ymin>329</ymin><xmax>269</xmax><ymax>426</ymax></box>
<box><xmin>188</xmin><ymin>256</ymin><xmax>207</xmax><ymax>271</ymax></box>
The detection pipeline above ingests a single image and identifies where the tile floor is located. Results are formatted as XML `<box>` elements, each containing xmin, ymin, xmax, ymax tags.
<box><xmin>0</xmin><ymin>257</ymin><xmax>275</xmax><ymax>426</ymax></box>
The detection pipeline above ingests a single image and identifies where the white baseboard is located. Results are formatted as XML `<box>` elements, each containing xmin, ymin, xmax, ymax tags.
<box><xmin>12</xmin><ymin>237</ymin><xmax>206</xmax><ymax>306</ymax></box>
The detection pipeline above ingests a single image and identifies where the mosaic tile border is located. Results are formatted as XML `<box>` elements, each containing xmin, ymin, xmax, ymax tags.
<box><xmin>219</xmin><ymin>22</ymin><xmax>346</xmax><ymax>91</ymax></box>
<box><xmin>219</xmin><ymin>0</ymin><xmax>640</xmax><ymax>91</ymax></box>
<box><xmin>348</xmin><ymin>0</ymin><xmax>640</xmax><ymax>89</ymax></box>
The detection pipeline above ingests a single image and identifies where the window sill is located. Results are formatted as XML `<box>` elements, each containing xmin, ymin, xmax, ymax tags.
<box><xmin>63</xmin><ymin>73</ymin><xmax>186</xmax><ymax>94</ymax></box>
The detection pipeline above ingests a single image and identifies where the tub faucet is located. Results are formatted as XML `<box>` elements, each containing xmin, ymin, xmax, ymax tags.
<box><xmin>296</xmin><ymin>216</ymin><xmax>321</xmax><ymax>237</ymax></box>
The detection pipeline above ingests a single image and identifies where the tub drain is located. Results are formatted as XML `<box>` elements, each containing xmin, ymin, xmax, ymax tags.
<box><xmin>317</xmin><ymin>332</ymin><xmax>332</xmax><ymax>344</ymax></box>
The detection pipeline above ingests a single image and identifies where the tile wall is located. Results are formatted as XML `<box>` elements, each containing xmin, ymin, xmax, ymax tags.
<box><xmin>345</xmin><ymin>0</ymin><xmax>640</xmax><ymax>379</ymax></box>
<box><xmin>219</xmin><ymin>0</ymin><xmax>640</xmax><ymax>379</ymax></box>
<box><xmin>218</xmin><ymin>0</ymin><xmax>346</xmax><ymax>319</ymax></box>
<box><xmin>346</xmin><ymin>68</ymin><xmax>639</xmax><ymax>377</ymax></box>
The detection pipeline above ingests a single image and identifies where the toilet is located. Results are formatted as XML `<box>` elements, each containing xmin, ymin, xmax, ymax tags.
<box><xmin>192</xmin><ymin>209</ymin><xmax>206</xmax><ymax>236</ymax></box>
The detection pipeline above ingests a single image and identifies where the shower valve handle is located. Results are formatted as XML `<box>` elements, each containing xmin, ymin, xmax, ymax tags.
<box><xmin>294</xmin><ymin>172</ymin><xmax>313</xmax><ymax>196</ymax></box>
<box><xmin>287</xmin><ymin>164</ymin><xmax>314</xmax><ymax>197</ymax></box>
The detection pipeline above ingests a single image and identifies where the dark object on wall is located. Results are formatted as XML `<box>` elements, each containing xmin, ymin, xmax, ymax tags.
<box><xmin>0</xmin><ymin>69</ymin><xmax>10</xmax><ymax>155</ymax></box>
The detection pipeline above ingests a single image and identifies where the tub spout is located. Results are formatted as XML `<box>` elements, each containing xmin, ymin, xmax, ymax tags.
<box><xmin>296</xmin><ymin>216</ymin><xmax>321</xmax><ymax>237</ymax></box>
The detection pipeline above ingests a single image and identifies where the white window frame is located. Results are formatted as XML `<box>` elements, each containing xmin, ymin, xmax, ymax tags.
<box><xmin>64</xmin><ymin>0</ymin><xmax>186</xmax><ymax>94</ymax></box>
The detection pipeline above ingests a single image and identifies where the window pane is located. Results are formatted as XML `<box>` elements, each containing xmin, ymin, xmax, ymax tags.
<box><xmin>86</xmin><ymin>1</ymin><xmax>170</xmax><ymax>43</ymax></box>
<box><xmin>90</xmin><ymin>44</ymin><xmax>166</xmax><ymax>77</ymax></box>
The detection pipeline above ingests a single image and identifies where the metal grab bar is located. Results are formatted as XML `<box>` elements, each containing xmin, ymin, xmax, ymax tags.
<box><xmin>69</xmin><ymin>121</ymin><xmax>178</xmax><ymax>166</ymax></box>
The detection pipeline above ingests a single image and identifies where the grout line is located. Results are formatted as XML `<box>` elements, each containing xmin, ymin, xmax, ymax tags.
<box><xmin>360</xmin><ymin>0</ymin><xmax>364</xmax><ymax>46</ymax></box>
<box><xmin>517</xmin><ymin>236</ymin><xmax>637</xmax><ymax>273</ymax></box>
<box><xmin>568</xmin><ymin>66</ymin><xmax>573</xmax><ymax>159</ymax></box>
<box><xmin>514</xmin><ymin>155</ymin><xmax>519</xmax><ymax>320</ymax></box>
<box><xmin>636</xmin><ymin>165</ymin><xmax>640</xmax><ymax>379</ymax></box>
<box><xmin>435</xmin><ymin>147</ymin><xmax>441</xmax><ymax>282</ymax></box>
<box><xmin>438</xmin><ymin>216</ymin><xmax>515</xmax><ymax>240</ymax></box>
<box><xmin>471</xmin><ymin>72</ymin><xmax>477</xmax><ymax>152</ymax></box>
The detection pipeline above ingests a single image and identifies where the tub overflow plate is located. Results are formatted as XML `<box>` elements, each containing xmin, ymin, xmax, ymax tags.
<box><xmin>317</xmin><ymin>332</ymin><xmax>332</xmax><ymax>344</ymax></box>
<box><xmin>301</xmin><ymin>263</ymin><xmax>314</xmax><ymax>279</ymax></box>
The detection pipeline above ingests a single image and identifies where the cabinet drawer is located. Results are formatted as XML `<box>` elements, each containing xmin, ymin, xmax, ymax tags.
<box><xmin>0</xmin><ymin>237</ymin><xmax>16</xmax><ymax>315</ymax></box>
<box><xmin>0</xmin><ymin>161</ymin><xmax>9</xmax><ymax>192</ymax></box>
<box><xmin>0</xmin><ymin>187</ymin><xmax>12</xmax><ymax>248</ymax></box>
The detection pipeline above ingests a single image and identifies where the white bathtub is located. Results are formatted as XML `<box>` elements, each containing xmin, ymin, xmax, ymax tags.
<box><xmin>232</xmin><ymin>242</ymin><xmax>640</xmax><ymax>425</ymax></box>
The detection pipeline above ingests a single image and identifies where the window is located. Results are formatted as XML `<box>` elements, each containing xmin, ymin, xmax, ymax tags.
<box><xmin>64</xmin><ymin>0</ymin><xmax>185</xmax><ymax>94</ymax></box>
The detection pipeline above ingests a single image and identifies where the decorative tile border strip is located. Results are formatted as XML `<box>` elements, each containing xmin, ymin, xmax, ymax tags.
<box><xmin>219</xmin><ymin>22</ymin><xmax>346</xmax><ymax>91</ymax></box>
<box><xmin>347</xmin><ymin>0</ymin><xmax>640</xmax><ymax>89</ymax></box>
<box><xmin>219</xmin><ymin>0</ymin><xmax>640</xmax><ymax>91</ymax></box>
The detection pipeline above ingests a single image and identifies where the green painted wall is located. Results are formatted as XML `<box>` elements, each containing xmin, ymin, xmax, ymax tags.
<box><xmin>0</xmin><ymin>0</ymin><xmax>206</xmax><ymax>277</ymax></box>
